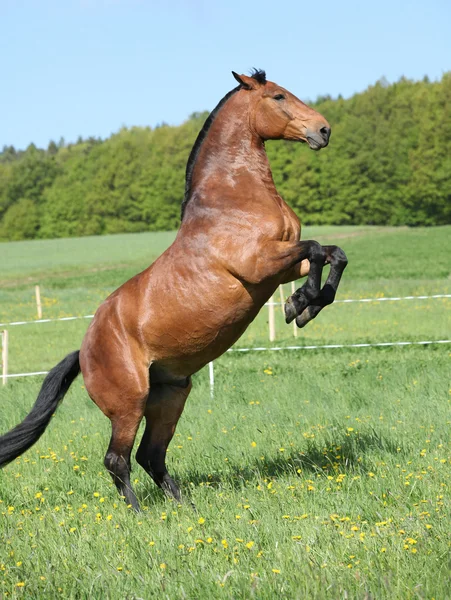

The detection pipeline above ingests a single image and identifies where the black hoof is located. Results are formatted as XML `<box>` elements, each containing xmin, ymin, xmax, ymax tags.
<box><xmin>284</xmin><ymin>297</ymin><xmax>297</xmax><ymax>323</ymax></box>
<box><xmin>296</xmin><ymin>305</ymin><xmax>322</xmax><ymax>329</ymax></box>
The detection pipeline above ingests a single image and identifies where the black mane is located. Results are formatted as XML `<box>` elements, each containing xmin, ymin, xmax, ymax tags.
<box><xmin>181</xmin><ymin>69</ymin><xmax>267</xmax><ymax>220</ymax></box>
<box><xmin>249</xmin><ymin>68</ymin><xmax>266</xmax><ymax>84</ymax></box>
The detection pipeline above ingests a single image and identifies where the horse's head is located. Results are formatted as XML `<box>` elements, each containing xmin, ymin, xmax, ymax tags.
<box><xmin>232</xmin><ymin>70</ymin><xmax>330</xmax><ymax>151</ymax></box>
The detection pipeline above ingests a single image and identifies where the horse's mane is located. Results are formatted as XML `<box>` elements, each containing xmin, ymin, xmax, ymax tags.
<box><xmin>181</xmin><ymin>69</ymin><xmax>266</xmax><ymax>220</ymax></box>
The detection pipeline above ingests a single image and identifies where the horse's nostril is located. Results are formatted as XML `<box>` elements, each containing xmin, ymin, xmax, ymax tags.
<box><xmin>320</xmin><ymin>126</ymin><xmax>331</xmax><ymax>142</ymax></box>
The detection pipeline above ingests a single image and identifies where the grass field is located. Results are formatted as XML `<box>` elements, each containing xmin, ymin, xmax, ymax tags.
<box><xmin>0</xmin><ymin>226</ymin><xmax>450</xmax><ymax>599</ymax></box>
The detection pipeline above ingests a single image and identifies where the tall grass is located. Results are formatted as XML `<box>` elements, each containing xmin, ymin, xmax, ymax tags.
<box><xmin>0</xmin><ymin>226</ymin><xmax>450</xmax><ymax>598</ymax></box>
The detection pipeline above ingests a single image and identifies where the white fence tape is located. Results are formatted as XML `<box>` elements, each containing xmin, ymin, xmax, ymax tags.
<box><xmin>227</xmin><ymin>339</ymin><xmax>451</xmax><ymax>352</ymax></box>
<box><xmin>4</xmin><ymin>339</ymin><xmax>450</xmax><ymax>380</ymax></box>
<box><xmin>1</xmin><ymin>294</ymin><xmax>449</xmax><ymax>328</ymax></box>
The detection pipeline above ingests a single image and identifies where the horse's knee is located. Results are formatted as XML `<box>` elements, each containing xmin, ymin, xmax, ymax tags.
<box><xmin>307</xmin><ymin>241</ymin><xmax>327</xmax><ymax>267</ymax></box>
<box><xmin>328</xmin><ymin>246</ymin><xmax>348</xmax><ymax>270</ymax></box>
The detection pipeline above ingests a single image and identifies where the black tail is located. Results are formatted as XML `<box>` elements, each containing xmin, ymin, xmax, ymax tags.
<box><xmin>0</xmin><ymin>350</ymin><xmax>80</xmax><ymax>468</ymax></box>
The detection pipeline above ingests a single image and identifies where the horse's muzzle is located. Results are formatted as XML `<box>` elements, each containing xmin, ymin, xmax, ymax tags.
<box><xmin>306</xmin><ymin>126</ymin><xmax>331</xmax><ymax>150</ymax></box>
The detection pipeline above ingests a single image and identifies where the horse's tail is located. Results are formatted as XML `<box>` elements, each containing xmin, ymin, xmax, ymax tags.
<box><xmin>0</xmin><ymin>350</ymin><xmax>81</xmax><ymax>468</ymax></box>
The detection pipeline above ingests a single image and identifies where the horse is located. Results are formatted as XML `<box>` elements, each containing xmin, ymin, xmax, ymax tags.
<box><xmin>0</xmin><ymin>69</ymin><xmax>347</xmax><ymax>511</ymax></box>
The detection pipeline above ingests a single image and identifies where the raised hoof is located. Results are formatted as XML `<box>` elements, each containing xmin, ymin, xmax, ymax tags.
<box><xmin>284</xmin><ymin>296</ymin><xmax>298</xmax><ymax>324</ymax></box>
<box><xmin>296</xmin><ymin>305</ymin><xmax>322</xmax><ymax>329</ymax></box>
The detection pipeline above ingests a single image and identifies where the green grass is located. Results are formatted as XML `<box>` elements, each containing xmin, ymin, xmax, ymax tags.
<box><xmin>0</xmin><ymin>226</ymin><xmax>450</xmax><ymax>598</ymax></box>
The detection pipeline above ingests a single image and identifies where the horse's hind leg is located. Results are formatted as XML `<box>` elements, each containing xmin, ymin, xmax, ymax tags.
<box><xmin>288</xmin><ymin>245</ymin><xmax>348</xmax><ymax>328</ymax></box>
<box><xmin>104</xmin><ymin>405</ymin><xmax>145</xmax><ymax>512</ymax></box>
<box><xmin>136</xmin><ymin>379</ymin><xmax>192</xmax><ymax>502</ymax></box>
<box><xmin>84</xmin><ymin>363</ymin><xmax>149</xmax><ymax>512</ymax></box>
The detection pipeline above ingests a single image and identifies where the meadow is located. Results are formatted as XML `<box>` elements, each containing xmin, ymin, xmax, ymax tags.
<box><xmin>0</xmin><ymin>226</ymin><xmax>450</xmax><ymax>599</ymax></box>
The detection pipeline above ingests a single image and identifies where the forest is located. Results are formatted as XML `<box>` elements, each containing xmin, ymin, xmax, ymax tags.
<box><xmin>0</xmin><ymin>73</ymin><xmax>449</xmax><ymax>241</ymax></box>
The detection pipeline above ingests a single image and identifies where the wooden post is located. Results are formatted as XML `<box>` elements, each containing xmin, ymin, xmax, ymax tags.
<box><xmin>208</xmin><ymin>361</ymin><xmax>214</xmax><ymax>399</ymax></box>
<box><xmin>291</xmin><ymin>281</ymin><xmax>298</xmax><ymax>338</ymax></box>
<box><xmin>279</xmin><ymin>284</ymin><xmax>285</xmax><ymax>308</ymax></box>
<box><xmin>35</xmin><ymin>285</ymin><xmax>42</xmax><ymax>319</ymax></box>
<box><xmin>2</xmin><ymin>330</ymin><xmax>8</xmax><ymax>386</ymax></box>
<box><xmin>268</xmin><ymin>294</ymin><xmax>276</xmax><ymax>342</ymax></box>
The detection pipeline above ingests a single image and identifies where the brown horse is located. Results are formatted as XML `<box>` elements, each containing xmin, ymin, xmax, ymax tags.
<box><xmin>0</xmin><ymin>70</ymin><xmax>347</xmax><ymax>510</ymax></box>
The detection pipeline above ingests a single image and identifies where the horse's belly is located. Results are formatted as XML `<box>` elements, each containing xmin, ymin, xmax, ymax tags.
<box><xmin>145</xmin><ymin>294</ymin><xmax>262</xmax><ymax>377</ymax></box>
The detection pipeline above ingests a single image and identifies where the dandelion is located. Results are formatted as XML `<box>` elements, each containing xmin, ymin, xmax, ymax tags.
<box><xmin>198</xmin><ymin>517</ymin><xmax>205</xmax><ymax>525</ymax></box>
<box><xmin>221</xmin><ymin>539</ymin><xmax>228</xmax><ymax>549</ymax></box>
<box><xmin>272</xmin><ymin>569</ymin><xmax>281</xmax><ymax>574</ymax></box>
<box><xmin>160</xmin><ymin>563</ymin><xmax>166</xmax><ymax>570</ymax></box>
<box><xmin>246</xmin><ymin>541</ymin><xmax>254</xmax><ymax>549</ymax></box>
<box><xmin>93</xmin><ymin>492</ymin><xmax>100</xmax><ymax>498</ymax></box>
<box><xmin>251</xmin><ymin>441</ymin><xmax>257</xmax><ymax>448</ymax></box>
<box><xmin>16</xmin><ymin>582</ymin><xmax>25</xmax><ymax>587</ymax></box>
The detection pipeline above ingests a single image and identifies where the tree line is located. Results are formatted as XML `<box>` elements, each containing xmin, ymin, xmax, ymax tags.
<box><xmin>1</xmin><ymin>73</ymin><xmax>449</xmax><ymax>241</ymax></box>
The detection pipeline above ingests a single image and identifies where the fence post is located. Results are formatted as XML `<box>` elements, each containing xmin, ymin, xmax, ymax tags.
<box><xmin>279</xmin><ymin>284</ymin><xmax>285</xmax><ymax>308</ymax></box>
<box><xmin>35</xmin><ymin>285</ymin><xmax>42</xmax><ymax>319</ymax></box>
<box><xmin>268</xmin><ymin>294</ymin><xmax>276</xmax><ymax>342</ymax></box>
<box><xmin>208</xmin><ymin>361</ymin><xmax>214</xmax><ymax>399</ymax></box>
<box><xmin>2</xmin><ymin>330</ymin><xmax>8</xmax><ymax>386</ymax></box>
<box><xmin>291</xmin><ymin>281</ymin><xmax>298</xmax><ymax>338</ymax></box>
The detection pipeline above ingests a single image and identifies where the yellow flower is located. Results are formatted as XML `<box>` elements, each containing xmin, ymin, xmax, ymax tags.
<box><xmin>251</xmin><ymin>441</ymin><xmax>257</xmax><ymax>448</ymax></box>
<box><xmin>198</xmin><ymin>517</ymin><xmax>205</xmax><ymax>525</ymax></box>
<box><xmin>16</xmin><ymin>582</ymin><xmax>25</xmax><ymax>587</ymax></box>
<box><xmin>93</xmin><ymin>492</ymin><xmax>100</xmax><ymax>497</ymax></box>
<box><xmin>160</xmin><ymin>563</ymin><xmax>166</xmax><ymax>570</ymax></box>
<box><xmin>221</xmin><ymin>539</ymin><xmax>228</xmax><ymax>549</ymax></box>
<box><xmin>246</xmin><ymin>541</ymin><xmax>254</xmax><ymax>549</ymax></box>
<box><xmin>272</xmin><ymin>569</ymin><xmax>281</xmax><ymax>574</ymax></box>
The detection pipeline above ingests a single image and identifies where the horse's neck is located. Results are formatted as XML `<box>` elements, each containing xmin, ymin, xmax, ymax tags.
<box><xmin>187</xmin><ymin>99</ymin><xmax>278</xmax><ymax>213</ymax></box>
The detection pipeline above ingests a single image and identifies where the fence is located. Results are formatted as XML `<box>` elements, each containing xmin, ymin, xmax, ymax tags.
<box><xmin>2</xmin><ymin>288</ymin><xmax>450</xmax><ymax>390</ymax></box>
<box><xmin>0</xmin><ymin>281</ymin><xmax>451</xmax><ymax>394</ymax></box>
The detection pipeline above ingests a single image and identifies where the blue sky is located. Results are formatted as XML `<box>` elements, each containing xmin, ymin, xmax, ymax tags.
<box><xmin>1</xmin><ymin>0</ymin><xmax>450</xmax><ymax>150</ymax></box>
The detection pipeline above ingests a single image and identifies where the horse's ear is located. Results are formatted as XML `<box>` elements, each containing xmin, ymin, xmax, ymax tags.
<box><xmin>232</xmin><ymin>71</ymin><xmax>258</xmax><ymax>90</ymax></box>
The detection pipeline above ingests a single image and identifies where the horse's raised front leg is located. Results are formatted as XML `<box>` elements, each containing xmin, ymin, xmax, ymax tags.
<box><xmin>282</xmin><ymin>240</ymin><xmax>328</xmax><ymax>324</ymax></box>
<box><xmin>285</xmin><ymin>245</ymin><xmax>348</xmax><ymax>328</ymax></box>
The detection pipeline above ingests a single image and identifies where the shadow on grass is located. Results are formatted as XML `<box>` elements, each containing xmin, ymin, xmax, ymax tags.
<box><xmin>137</xmin><ymin>428</ymin><xmax>404</xmax><ymax>503</ymax></box>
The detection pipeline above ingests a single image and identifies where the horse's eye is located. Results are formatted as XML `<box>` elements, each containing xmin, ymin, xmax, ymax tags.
<box><xmin>273</xmin><ymin>94</ymin><xmax>285</xmax><ymax>101</ymax></box>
